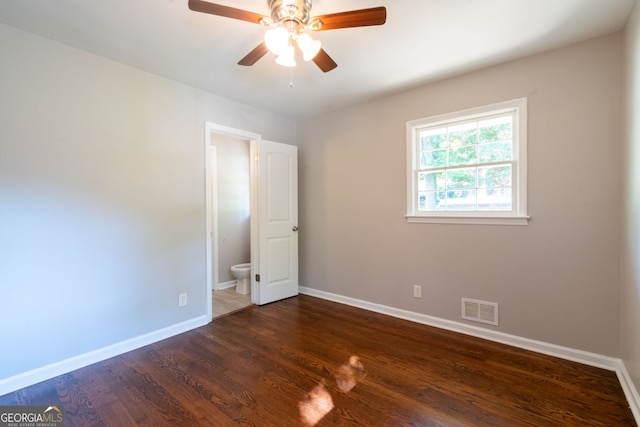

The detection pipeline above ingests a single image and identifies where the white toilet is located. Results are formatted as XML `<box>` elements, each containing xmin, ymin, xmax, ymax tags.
<box><xmin>230</xmin><ymin>263</ymin><xmax>251</xmax><ymax>294</ymax></box>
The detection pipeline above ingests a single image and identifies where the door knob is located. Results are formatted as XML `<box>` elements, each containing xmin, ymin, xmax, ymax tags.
<box><xmin>292</xmin><ymin>226</ymin><xmax>299</xmax><ymax>232</ymax></box>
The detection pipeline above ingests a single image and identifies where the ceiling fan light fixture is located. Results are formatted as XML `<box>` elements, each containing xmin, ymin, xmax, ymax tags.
<box><xmin>188</xmin><ymin>1</ymin><xmax>387</xmax><ymax>73</ymax></box>
<box><xmin>275</xmin><ymin>44</ymin><xmax>296</xmax><ymax>67</ymax></box>
<box><xmin>265</xmin><ymin>27</ymin><xmax>289</xmax><ymax>55</ymax></box>
<box><xmin>297</xmin><ymin>33</ymin><xmax>321</xmax><ymax>61</ymax></box>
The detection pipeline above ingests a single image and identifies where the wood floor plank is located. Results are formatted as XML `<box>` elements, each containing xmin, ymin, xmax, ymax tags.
<box><xmin>0</xmin><ymin>295</ymin><xmax>635</xmax><ymax>426</ymax></box>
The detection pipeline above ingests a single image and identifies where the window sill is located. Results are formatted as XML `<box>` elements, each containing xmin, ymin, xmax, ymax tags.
<box><xmin>405</xmin><ymin>215</ymin><xmax>530</xmax><ymax>226</ymax></box>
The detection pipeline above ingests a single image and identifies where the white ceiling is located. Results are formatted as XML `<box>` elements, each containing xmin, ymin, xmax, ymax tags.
<box><xmin>0</xmin><ymin>0</ymin><xmax>636</xmax><ymax>118</ymax></box>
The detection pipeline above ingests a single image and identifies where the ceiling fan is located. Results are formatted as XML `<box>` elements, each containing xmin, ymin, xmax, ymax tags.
<box><xmin>188</xmin><ymin>0</ymin><xmax>387</xmax><ymax>72</ymax></box>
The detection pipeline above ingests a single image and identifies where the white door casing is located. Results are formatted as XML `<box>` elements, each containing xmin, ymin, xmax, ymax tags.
<box><xmin>251</xmin><ymin>139</ymin><xmax>299</xmax><ymax>305</ymax></box>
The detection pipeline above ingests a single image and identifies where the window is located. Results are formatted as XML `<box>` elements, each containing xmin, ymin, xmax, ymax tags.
<box><xmin>406</xmin><ymin>98</ymin><xmax>528</xmax><ymax>225</ymax></box>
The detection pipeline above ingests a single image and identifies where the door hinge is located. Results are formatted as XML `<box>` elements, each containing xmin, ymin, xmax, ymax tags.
<box><xmin>255</xmin><ymin>154</ymin><xmax>260</xmax><ymax>162</ymax></box>
<box><xmin>256</xmin><ymin>274</ymin><xmax>260</xmax><ymax>282</ymax></box>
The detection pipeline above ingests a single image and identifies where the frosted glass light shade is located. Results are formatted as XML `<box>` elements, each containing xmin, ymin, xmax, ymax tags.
<box><xmin>276</xmin><ymin>44</ymin><xmax>296</xmax><ymax>67</ymax></box>
<box><xmin>265</xmin><ymin>27</ymin><xmax>289</xmax><ymax>55</ymax></box>
<box><xmin>297</xmin><ymin>33</ymin><xmax>321</xmax><ymax>61</ymax></box>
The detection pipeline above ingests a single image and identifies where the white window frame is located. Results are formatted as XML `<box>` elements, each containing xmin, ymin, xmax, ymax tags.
<box><xmin>406</xmin><ymin>98</ymin><xmax>529</xmax><ymax>225</ymax></box>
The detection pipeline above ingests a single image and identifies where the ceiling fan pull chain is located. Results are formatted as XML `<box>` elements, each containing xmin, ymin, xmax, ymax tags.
<box><xmin>290</xmin><ymin>67</ymin><xmax>294</xmax><ymax>88</ymax></box>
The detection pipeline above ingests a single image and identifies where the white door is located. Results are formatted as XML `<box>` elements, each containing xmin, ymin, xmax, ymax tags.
<box><xmin>251</xmin><ymin>140</ymin><xmax>298</xmax><ymax>305</ymax></box>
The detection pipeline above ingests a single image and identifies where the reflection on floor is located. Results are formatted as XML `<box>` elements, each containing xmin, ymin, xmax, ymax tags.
<box><xmin>212</xmin><ymin>287</ymin><xmax>252</xmax><ymax>318</ymax></box>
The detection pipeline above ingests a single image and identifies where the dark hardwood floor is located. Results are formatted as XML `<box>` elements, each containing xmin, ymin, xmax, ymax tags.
<box><xmin>0</xmin><ymin>295</ymin><xmax>635</xmax><ymax>426</ymax></box>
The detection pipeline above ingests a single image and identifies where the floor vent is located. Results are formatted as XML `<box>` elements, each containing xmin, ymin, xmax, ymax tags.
<box><xmin>461</xmin><ymin>298</ymin><xmax>499</xmax><ymax>326</ymax></box>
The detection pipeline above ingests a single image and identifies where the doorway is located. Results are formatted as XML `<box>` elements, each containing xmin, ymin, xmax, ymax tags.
<box><xmin>205</xmin><ymin>124</ymin><xmax>260</xmax><ymax>319</ymax></box>
<box><xmin>205</xmin><ymin>123</ymin><xmax>299</xmax><ymax>319</ymax></box>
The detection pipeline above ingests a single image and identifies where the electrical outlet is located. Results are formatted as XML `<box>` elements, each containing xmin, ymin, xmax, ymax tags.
<box><xmin>413</xmin><ymin>285</ymin><xmax>422</xmax><ymax>299</ymax></box>
<box><xmin>178</xmin><ymin>293</ymin><xmax>188</xmax><ymax>307</ymax></box>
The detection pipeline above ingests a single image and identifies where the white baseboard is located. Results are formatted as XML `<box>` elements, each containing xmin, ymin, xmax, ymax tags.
<box><xmin>215</xmin><ymin>280</ymin><xmax>236</xmax><ymax>291</ymax></box>
<box><xmin>617</xmin><ymin>361</ymin><xmax>640</xmax><ymax>422</ymax></box>
<box><xmin>299</xmin><ymin>286</ymin><xmax>640</xmax><ymax>422</ymax></box>
<box><xmin>0</xmin><ymin>314</ymin><xmax>210</xmax><ymax>396</ymax></box>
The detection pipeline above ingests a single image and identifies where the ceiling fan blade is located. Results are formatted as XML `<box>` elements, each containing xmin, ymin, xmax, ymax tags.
<box><xmin>312</xmin><ymin>49</ymin><xmax>337</xmax><ymax>73</ymax></box>
<box><xmin>312</xmin><ymin>7</ymin><xmax>386</xmax><ymax>31</ymax></box>
<box><xmin>188</xmin><ymin>0</ymin><xmax>266</xmax><ymax>25</ymax></box>
<box><xmin>238</xmin><ymin>42</ymin><xmax>270</xmax><ymax>66</ymax></box>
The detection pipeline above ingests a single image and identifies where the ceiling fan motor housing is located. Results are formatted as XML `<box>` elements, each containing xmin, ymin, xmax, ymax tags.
<box><xmin>268</xmin><ymin>0</ymin><xmax>312</xmax><ymax>26</ymax></box>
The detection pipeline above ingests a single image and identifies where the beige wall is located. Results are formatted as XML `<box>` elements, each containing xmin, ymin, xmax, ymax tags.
<box><xmin>298</xmin><ymin>33</ymin><xmax>623</xmax><ymax>356</ymax></box>
<box><xmin>622</xmin><ymin>1</ymin><xmax>640</xmax><ymax>388</ymax></box>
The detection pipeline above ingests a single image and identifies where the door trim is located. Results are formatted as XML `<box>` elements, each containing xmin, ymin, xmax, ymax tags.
<box><xmin>205</xmin><ymin>122</ymin><xmax>261</xmax><ymax>320</ymax></box>
<box><xmin>210</xmin><ymin>145</ymin><xmax>219</xmax><ymax>292</ymax></box>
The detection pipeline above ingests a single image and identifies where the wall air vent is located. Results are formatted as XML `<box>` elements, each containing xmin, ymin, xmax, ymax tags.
<box><xmin>461</xmin><ymin>298</ymin><xmax>499</xmax><ymax>326</ymax></box>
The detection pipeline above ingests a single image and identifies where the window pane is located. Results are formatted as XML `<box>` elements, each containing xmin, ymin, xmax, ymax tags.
<box><xmin>478</xmin><ymin>165</ymin><xmax>512</xmax><ymax>188</ymax></box>
<box><xmin>420</xmin><ymin>149</ymin><xmax>447</xmax><ymax>169</ymax></box>
<box><xmin>419</xmin><ymin>191</ymin><xmax>446</xmax><ymax>211</ymax></box>
<box><xmin>418</xmin><ymin>171</ymin><xmax>445</xmax><ymax>191</ymax></box>
<box><xmin>448</xmin><ymin>145</ymin><xmax>476</xmax><ymax>166</ymax></box>
<box><xmin>478</xmin><ymin>141</ymin><xmax>512</xmax><ymax>163</ymax></box>
<box><xmin>479</xmin><ymin>116</ymin><xmax>512</xmax><ymax>142</ymax></box>
<box><xmin>420</xmin><ymin>129</ymin><xmax>447</xmax><ymax>150</ymax></box>
<box><xmin>478</xmin><ymin>188</ymin><xmax>512</xmax><ymax>211</ymax></box>
<box><xmin>446</xmin><ymin>189</ymin><xmax>477</xmax><ymax>211</ymax></box>
<box><xmin>446</xmin><ymin>168</ymin><xmax>476</xmax><ymax>189</ymax></box>
<box><xmin>447</xmin><ymin>122</ymin><xmax>477</xmax><ymax>146</ymax></box>
<box><xmin>409</xmin><ymin>99</ymin><xmax>525</xmax><ymax>218</ymax></box>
